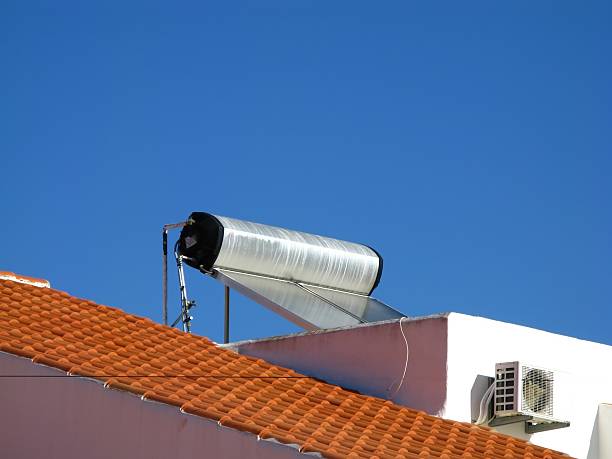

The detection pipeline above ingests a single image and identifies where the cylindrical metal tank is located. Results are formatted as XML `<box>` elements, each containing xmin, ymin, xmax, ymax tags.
<box><xmin>178</xmin><ymin>212</ymin><xmax>383</xmax><ymax>295</ymax></box>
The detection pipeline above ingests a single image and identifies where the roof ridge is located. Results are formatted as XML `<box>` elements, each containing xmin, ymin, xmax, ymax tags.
<box><xmin>0</xmin><ymin>271</ymin><xmax>50</xmax><ymax>288</ymax></box>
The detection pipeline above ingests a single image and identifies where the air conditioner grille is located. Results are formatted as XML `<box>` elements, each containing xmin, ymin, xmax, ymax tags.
<box><xmin>495</xmin><ymin>364</ymin><xmax>518</xmax><ymax>413</ymax></box>
<box><xmin>521</xmin><ymin>366</ymin><xmax>554</xmax><ymax>417</ymax></box>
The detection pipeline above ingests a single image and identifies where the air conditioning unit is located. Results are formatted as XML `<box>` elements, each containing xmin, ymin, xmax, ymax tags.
<box><xmin>493</xmin><ymin>361</ymin><xmax>570</xmax><ymax>432</ymax></box>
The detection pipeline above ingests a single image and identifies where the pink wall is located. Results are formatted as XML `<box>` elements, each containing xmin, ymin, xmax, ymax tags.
<box><xmin>0</xmin><ymin>352</ymin><xmax>302</xmax><ymax>459</ymax></box>
<box><xmin>228</xmin><ymin>315</ymin><xmax>449</xmax><ymax>415</ymax></box>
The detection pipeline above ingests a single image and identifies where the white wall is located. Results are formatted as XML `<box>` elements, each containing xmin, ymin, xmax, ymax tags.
<box><xmin>598</xmin><ymin>404</ymin><xmax>611</xmax><ymax>459</ymax></box>
<box><xmin>229</xmin><ymin>316</ymin><xmax>449</xmax><ymax>414</ymax></box>
<box><xmin>587</xmin><ymin>404</ymin><xmax>612</xmax><ymax>459</ymax></box>
<box><xmin>0</xmin><ymin>352</ymin><xmax>303</xmax><ymax>459</ymax></box>
<box><xmin>446</xmin><ymin>313</ymin><xmax>612</xmax><ymax>459</ymax></box>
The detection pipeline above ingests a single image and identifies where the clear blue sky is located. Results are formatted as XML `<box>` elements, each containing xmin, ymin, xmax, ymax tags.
<box><xmin>1</xmin><ymin>2</ymin><xmax>610</xmax><ymax>345</ymax></box>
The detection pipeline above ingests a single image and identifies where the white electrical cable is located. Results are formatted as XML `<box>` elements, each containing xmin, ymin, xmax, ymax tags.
<box><xmin>388</xmin><ymin>316</ymin><xmax>410</xmax><ymax>397</ymax></box>
<box><xmin>475</xmin><ymin>382</ymin><xmax>496</xmax><ymax>425</ymax></box>
<box><xmin>385</xmin><ymin>315</ymin><xmax>495</xmax><ymax>423</ymax></box>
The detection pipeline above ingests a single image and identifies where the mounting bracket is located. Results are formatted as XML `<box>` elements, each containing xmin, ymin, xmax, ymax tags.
<box><xmin>489</xmin><ymin>415</ymin><xmax>570</xmax><ymax>433</ymax></box>
<box><xmin>525</xmin><ymin>420</ymin><xmax>571</xmax><ymax>434</ymax></box>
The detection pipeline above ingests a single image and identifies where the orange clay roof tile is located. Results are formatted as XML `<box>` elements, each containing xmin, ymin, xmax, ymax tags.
<box><xmin>0</xmin><ymin>277</ymin><xmax>572</xmax><ymax>459</ymax></box>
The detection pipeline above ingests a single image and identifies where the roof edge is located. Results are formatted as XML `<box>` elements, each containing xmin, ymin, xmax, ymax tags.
<box><xmin>221</xmin><ymin>313</ymin><xmax>451</xmax><ymax>349</ymax></box>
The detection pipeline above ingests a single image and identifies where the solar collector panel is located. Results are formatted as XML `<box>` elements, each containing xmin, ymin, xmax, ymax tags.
<box><xmin>213</xmin><ymin>269</ymin><xmax>362</xmax><ymax>330</ymax></box>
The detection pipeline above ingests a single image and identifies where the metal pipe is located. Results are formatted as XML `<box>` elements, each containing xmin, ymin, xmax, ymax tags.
<box><xmin>161</xmin><ymin>221</ymin><xmax>186</xmax><ymax>327</ymax></box>
<box><xmin>176</xmin><ymin>253</ymin><xmax>191</xmax><ymax>333</ymax></box>
<box><xmin>224</xmin><ymin>286</ymin><xmax>230</xmax><ymax>343</ymax></box>
<box><xmin>163</xmin><ymin>222</ymin><xmax>187</xmax><ymax>231</ymax></box>
<box><xmin>174</xmin><ymin>239</ymin><xmax>198</xmax><ymax>333</ymax></box>
<box><xmin>162</xmin><ymin>229</ymin><xmax>168</xmax><ymax>326</ymax></box>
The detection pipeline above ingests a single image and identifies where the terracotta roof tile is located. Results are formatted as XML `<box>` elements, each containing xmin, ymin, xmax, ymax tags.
<box><xmin>0</xmin><ymin>277</ymin><xmax>572</xmax><ymax>459</ymax></box>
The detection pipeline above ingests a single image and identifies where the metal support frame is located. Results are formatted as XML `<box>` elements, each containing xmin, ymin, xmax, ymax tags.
<box><xmin>162</xmin><ymin>221</ymin><xmax>232</xmax><ymax>338</ymax></box>
<box><xmin>163</xmin><ymin>229</ymin><xmax>168</xmax><ymax>325</ymax></box>
<box><xmin>525</xmin><ymin>420</ymin><xmax>570</xmax><ymax>434</ymax></box>
<box><xmin>488</xmin><ymin>415</ymin><xmax>533</xmax><ymax>427</ymax></box>
<box><xmin>161</xmin><ymin>222</ymin><xmax>186</xmax><ymax>327</ymax></box>
<box><xmin>224</xmin><ymin>286</ymin><xmax>230</xmax><ymax>344</ymax></box>
<box><xmin>174</xmin><ymin>245</ymin><xmax>195</xmax><ymax>333</ymax></box>
<box><xmin>488</xmin><ymin>415</ymin><xmax>570</xmax><ymax>433</ymax></box>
